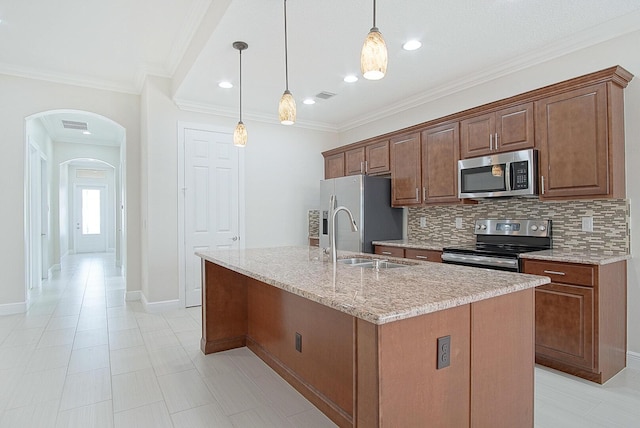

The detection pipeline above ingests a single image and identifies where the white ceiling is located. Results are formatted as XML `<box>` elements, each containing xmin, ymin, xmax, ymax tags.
<box><xmin>3</xmin><ymin>0</ymin><xmax>640</xmax><ymax>135</ymax></box>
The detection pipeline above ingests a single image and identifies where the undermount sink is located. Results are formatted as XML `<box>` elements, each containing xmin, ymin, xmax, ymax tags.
<box><xmin>337</xmin><ymin>258</ymin><xmax>408</xmax><ymax>269</ymax></box>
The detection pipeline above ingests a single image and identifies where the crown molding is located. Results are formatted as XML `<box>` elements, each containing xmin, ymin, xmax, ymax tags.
<box><xmin>337</xmin><ymin>11</ymin><xmax>640</xmax><ymax>133</ymax></box>
<box><xmin>165</xmin><ymin>0</ymin><xmax>213</xmax><ymax>77</ymax></box>
<box><xmin>173</xmin><ymin>99</ymin><xmax>339</xmax><ymax>133</ymax></box>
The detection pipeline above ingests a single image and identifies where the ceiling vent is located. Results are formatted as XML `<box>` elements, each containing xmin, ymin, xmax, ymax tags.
<box><xmin>61</xmin><ymin>120</ymin><xmax>88</xmax><ymax>130</ymax></box>
<box><xmin>315</xmin><ymin>91</ymin><xmax>337</xmax><ymax>100</ymax></box>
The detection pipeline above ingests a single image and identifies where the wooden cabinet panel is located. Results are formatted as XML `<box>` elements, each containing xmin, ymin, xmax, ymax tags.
<box><xmin>405</xmin><ymin>248</ymin><xmax>442</xmax><ymax>263</ymax></box>
<box><xmin>520</xmin><ymin>260</ymin><xmax>595</xmax><ymax>286</ymax></box>
<box><xmin>461</xmin><ymin>103</ymin><xmax>534</xmax><ymax>158</ymax></box>
<box><xmin>324</xmin><ymin>152</ymin><xmax>345</xmax><ymax>179</ymax></box>
<box><xmin>496</xmin><ymin>102</ymin><xmax>534</xmax><ymax>152</ymax></box>
<box><xmin>365</xmin><ymin>139</ymin><xmax>390</xmax><ymax>175</ymax></box>
<box><xmin>536</xmin><ymin>84</ymin><xmax>609</xmax><ymax>198</ymax></box>
<box><xmin>391</xmin><ymin>133</ymin><xmax>422</xmax><ymax>206</ymax></box>
<box><xmin>535</xmin><ymin>283</ymin><xmax>594</xmax><ymax>371</ymax></box>
<box><xmin>421</xmin><ymin>122</ymin><xmax>460</xmax><ymax>204</ymax></box>
<box><xmin>461</xmin><ymin>112</ymin><xmax>494</xmax><ymax>158</ymax></box>
<box><xmin>374</xmin><ymin>245</ymin><xmax>404</xmax><ymax>258</ymax></box>
<box><xmin>345</xmin><ymin>147</ymin><xmax>365</xmax><ymax>176</ymax></box>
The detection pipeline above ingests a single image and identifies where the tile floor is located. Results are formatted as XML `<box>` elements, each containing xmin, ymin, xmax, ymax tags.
<box><xmin>0</xmin><ymin>253</ymin><xmax>638</xmax><ymax>427</ymax></box>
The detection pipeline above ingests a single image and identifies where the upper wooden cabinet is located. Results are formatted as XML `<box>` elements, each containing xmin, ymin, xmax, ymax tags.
<box><xmin>324</xmin><ymin>152</ymin><xmax>344</xmax><ymax>179</ymax></box>
<box><xmin>390</xmin><ymin>133</ymin><xmax>422</xmax><ymax>206</ymax></box>
<box><xmin>344</xmin><ymin>139</ymin><xmax>391</xmax><ymax>176</ymax></box>
<box><xmin>460</xmin><ymin>102</ymin><xmax>534</xmax><ymax>158</ymax></box>
<box><xmin>421</xmin><ymin>122</ymin><xmax>460</xmax><ymax>204</ymax></box>
<box><xmin>535</xmin><ymin>82</ymin><xmax>626</xmax><ymax>199</ymax></box>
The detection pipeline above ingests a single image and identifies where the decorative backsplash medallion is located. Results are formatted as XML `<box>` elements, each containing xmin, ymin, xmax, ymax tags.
<box><xmin>408</xmin><ymin>198</ymin><xmax>630</xmax><ymax>253</ymax></box>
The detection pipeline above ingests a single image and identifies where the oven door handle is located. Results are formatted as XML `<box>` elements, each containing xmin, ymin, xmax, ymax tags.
<box><xmin>441</xmin><ymin>253</ymin><xmax>519</xmax><ymax>269</ymax></box>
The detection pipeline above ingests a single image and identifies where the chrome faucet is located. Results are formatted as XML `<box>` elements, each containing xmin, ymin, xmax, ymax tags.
<box><xmin>330</xmin><ymin>203</ymin><xmax>358</xmax><ymax>265</ymax></box>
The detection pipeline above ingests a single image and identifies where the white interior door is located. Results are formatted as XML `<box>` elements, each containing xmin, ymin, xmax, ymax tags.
<box><xmin>184</xmin><ymin>128</ymin><xmax>240</xmax><ymax>307</ymax></box>
<box><xmin>74</xmin><ymin>185</ymin><xmax>107</xmax><ymax>253</ymax></box>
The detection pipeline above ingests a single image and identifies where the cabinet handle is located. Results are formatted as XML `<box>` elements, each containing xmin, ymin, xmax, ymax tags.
<box><xmin>423</xmin><ymin>187</ymin><xmax>426</xmax><ymax>201</ymax></box>
<box><xmin>415</xmin><ymin>255</ymin><xmax>429</xmax><ymax>259</ymax></box>
<box><xmin>415</xmin><ymin>188</ymin><xmax>419</xmax><ymax>202</ymax></box>
<box><xmin>382</xmin><ymin>251</ymin><xmax>392</xmax><ymax>255</ymax></box>
<box><xmin>360</xmin><ymin>161</ymin><xmax>364</xmax><ymax>174</ymax></box>
<box><xmin>490</xmin><ymin>133</ymin><xmax>493</xmax><ymax>150</ymax></box>
<box><xmin>541</xmin><ymin>176</ymin><xmax>545</xmax><ymax>195</ymax></box>
<box><xmin>495</xmin><ymin>132</ymin><xmax>499</xmax><ymax>150</ymax></box>
<box><xmin>543</xmin><ymin>270</ymin><xmax>566</xmax><ymax>276</ymax></box>
<box><xmin>364</xmin><ymin>160</ymin><xmax>368</xmax><ymax>173</ymax></box>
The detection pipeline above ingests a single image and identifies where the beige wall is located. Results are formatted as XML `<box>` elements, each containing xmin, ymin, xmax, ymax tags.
<box><xmin>338</xmin><ymin>30</ymin><xmax>640</xmax><ymax>356</ymax></box>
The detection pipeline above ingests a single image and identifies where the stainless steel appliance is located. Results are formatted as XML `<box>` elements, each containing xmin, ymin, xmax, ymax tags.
<box><xmin>458</xmin><ymin>149</ymin><xmax>538</xmax><ymax>198</ymax></box>
<box><xmin>320</xmin><ymin>175</ymin><xmax>403</xmax><ymax>253</ymax></box>
<box><xmin>442</xmin><ymin>219</ymin><xmax>552</xmax><ymax>272</ymax></box>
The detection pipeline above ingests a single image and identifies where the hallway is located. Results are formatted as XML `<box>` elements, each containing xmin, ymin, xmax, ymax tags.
<box><xmin>0</xmin><ymin>253</ymin><xmax>335</xmax><ymax>427</ymax></box>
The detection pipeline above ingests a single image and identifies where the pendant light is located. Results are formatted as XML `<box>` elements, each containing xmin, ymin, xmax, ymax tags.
<box><xmin>232</xmin><ymin>41</ymin><xmax>248</xmax><ymax>147</ymax></box>
<box><xmin>278</xmin><ymin>0</ymin><xmax>296</xmax><ymax>125</ymax></box>
<box><xmin>360</xmin><ymin>0</ymin><xmax>388</xmax><ymax>80</ymax></box>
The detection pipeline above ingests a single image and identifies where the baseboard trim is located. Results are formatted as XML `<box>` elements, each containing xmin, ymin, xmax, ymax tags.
<box><xmin>627</xmin><ymin>351</ymin><xmax>640</xmax><ymax>370</ymax></box>
<box><xmin>0</xmin><ymin>301</ymin><xmax>27</xmax><ymax>316</ymax></box>
<box><xmin>125</xmin><ymin>291</ymin><xmax>141</xmax><ymax>301</ymax></box>
<box><xmin>140</xmin><ymin>293</ymin><xmax>181</xmax><ymax>313</ymax></box>
<box><xmin>48</xmin><ymin>264</ymin><xmax>61</xmax><ymax>277</ymax></box>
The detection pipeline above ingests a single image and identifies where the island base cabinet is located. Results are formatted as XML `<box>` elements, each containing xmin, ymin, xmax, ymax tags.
<box><xmin>201</xmin><ymin>261</ymin><xmax>535</xmax><ymax>428</ymax></box>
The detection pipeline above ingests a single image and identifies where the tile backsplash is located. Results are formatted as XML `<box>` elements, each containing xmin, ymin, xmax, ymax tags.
<box><xmin>408</xmin><ymin>198</ymin><xmax>630</xmax><ymax>253</ymax></box>
<box><xmin>308</xmin><ymin>210</ymin><xmax>320</xmax><ymax>238</ymax></box>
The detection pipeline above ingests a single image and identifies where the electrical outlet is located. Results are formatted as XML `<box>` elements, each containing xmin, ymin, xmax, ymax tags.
<box><xmin>437</xmin><ymin>335</ymin><xmax>451</xmax><ymax>369</ymax></box>
<box><xmin>581</xmin><ymin>217</ymin><xmax>594</xmax><ymax>232</ymax></box>
<box><xmin>455</xmin><ymin>218</ymin><xmax>463</xmax><ymax>229</ymax></box>
<box><xmin>295</xmin><ymin>332</ymin><xmax>302</xmax><ymax>353</ymax></box>
<box><xmin>420</xmin><ymin>217</ymin><xmax>427</xmax><ymax>228</ymax></box>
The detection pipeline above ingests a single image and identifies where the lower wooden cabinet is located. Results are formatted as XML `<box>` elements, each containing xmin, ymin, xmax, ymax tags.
<box><xmin>522</xmin><ymin>259</ymin><xmax>627</xmax><ymax>383</ymax></box>
<box><xmin>374</xmin><ymin>245</ymin><xmax>443</xmax><ymax>262</ymax></box>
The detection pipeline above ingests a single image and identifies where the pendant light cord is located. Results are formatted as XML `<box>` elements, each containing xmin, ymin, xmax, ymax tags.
<box><xmin>284</xmin><ymin>0</ymin><xmax>289</xmax><ymax>91</ymax></box>
<box><xmin>239</xmin><ymin>48</ymin><xmax>243</xmax><ymax>122</ymax></box>
<box><xmin>373</xmin><ymin>0</ymin><xmax>377</xmax><ymax>28</ymax></box>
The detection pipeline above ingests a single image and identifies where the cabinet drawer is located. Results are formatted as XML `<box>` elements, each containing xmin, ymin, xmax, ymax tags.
<box><xmin>374</xmin><ymin>246</ymin><xmax>405</xmax><ymax>258</ymax></box>
<box><xmin>405</xmin><ymin>249</ymin><xmax>442</xmax><ymax>263</ymax></box>
<box><xmin>523</xmin><ymin>260</ymin><xmax>595</xmax><ymax>287</ymax></box>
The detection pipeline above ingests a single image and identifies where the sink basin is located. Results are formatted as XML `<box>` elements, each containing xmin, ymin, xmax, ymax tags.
<box><xmin>338</xmin><ymin>258</ymin><xmax>374</xmax><ymax>265</ymax></box>
<box><xmin>337</xmin><ymin>258</ymin><xmax>408</xmax><ymax>269</ymax></box>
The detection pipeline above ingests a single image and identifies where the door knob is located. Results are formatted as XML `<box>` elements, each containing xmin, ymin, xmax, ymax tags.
<box><xmin>231</xmin><ymin>236</ymin><xmax>238</xmax><ymax>241</ymax></box>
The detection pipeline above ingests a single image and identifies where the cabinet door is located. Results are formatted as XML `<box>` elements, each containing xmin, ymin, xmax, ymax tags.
<box><xmin>391</xmin><ymin>133</ymin><xmax>422</xmax><ymax>206</ymax></box>
<box><xmin>495</xmin><ymin>102</ymin><xmax>534</xmax><ymax>152</ymax></box>
<box><xmin>534</xmin><ymin>283</ymin><xmax>594</xmax><ymax>371</ymax></box>
<box><xmin>324</xmin><ymin>152</ymin><xmax>345</xmax><ymax>179</ymax></box>
<box><xmin>421</xmin><ymin>123</ymin><xmax>460</xmax><ymax>204</ymax></box>
<box><xmin>365</xmin><ymin>139</ymin><xmax>390</xmax><ymax>175</ymax></box>
<box><xmin>535</xmin><ymin>84</ymin><xmax>609</xmax><ymax>199</ymax></box>
<box><xmin>460</xmin><ymin>112</ymin><xmax>494</xmax><ymax>158</ymax></box>
<box><xmin>345</xmin><ymin>147</ymin><xmax>365</xmax><ymax>176</ymax></box>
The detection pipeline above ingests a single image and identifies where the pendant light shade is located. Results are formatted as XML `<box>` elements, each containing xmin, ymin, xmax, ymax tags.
<box><xmin>361</xmin><ymin>0</ymin><xmax>387</xmax><ymax>80</ymax></box>
<box><xmin>279</xmin><ymin>0</ymin><xmax>296</xmax><ymax>125</ymax></box>
<box><xmin>279</xmin><ymin>90</ymin><xmax>296</xmax><ymax>125</ymax></box>
<box><xmin>232</xmin><ymin>41</ymin><xmax>248</xmax><ymax>147</ymax></box>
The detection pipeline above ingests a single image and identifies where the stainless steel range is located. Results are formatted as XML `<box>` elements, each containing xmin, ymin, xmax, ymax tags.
<box><xmin>442</xmin><ymin>219</ymin><xmax>552</xmax><ymax>272</ymax></box>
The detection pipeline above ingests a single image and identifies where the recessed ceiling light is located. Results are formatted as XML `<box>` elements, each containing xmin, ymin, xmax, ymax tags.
<box><xmin>402</xmin><ymin>40</ymin><xmax>422</xmax><ymax>51</ymax></box>
<box><xmin>303</xmin><ymin>98</ymin><xmax>316</xmax><ymax>105</ymax></box>
<box><xmin>343</xmin><ymin>75</ymin><xmax>358</xmax><ymax>83</ymax></box>
<box><xmin>218</xmin><ymin>81</ymin><xmax>233</xmax><ymax>89</ymax></box>
<box><xmin>82</xmin><ymin>131</ymin><xmax>92</xmax><ymax>135</ymax></box>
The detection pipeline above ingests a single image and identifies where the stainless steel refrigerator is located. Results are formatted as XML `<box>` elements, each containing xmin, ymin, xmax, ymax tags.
<box><xmin>319</xmin><ymin>175</ymin><xmax>403</xmax><ymax>253</ymax></box>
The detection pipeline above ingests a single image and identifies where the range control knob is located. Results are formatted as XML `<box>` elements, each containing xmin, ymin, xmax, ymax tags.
<box><xmin>480</xmin><ymin>224</ymin><xmax>487</xmax><ymax>230</ymax></box>
<box><xmin>531</xmin><ymin>225</ymin><xmax>538</xmax><ymax>231</ymax></box>
<box><xmin>476</xmin><ymin>224</ymin><xmax>481</xmax><ymax>230</ymax></box>
<box><xmin>539</xmin><ymin>225</ymin><xmax>546</xmax><ymax>231</ymax></box>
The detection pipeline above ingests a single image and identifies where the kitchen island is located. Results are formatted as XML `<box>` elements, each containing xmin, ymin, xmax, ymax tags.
<box><xmin>197</xmin><ymin>246</ymin><xmax>550</xmax><ymax>427</ymax></box>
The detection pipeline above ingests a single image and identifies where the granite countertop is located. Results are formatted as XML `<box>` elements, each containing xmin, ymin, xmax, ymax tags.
<box><xmin>520</xmin><ymin>249</ymin><xmax>630</xmax><ymax>265</ymax></box>
<box><xmin>197</xmin><ymin>246</ymin><xmax>549</xmax><ymax>325</ymax></box>
<box><xmin>373</xmin><ymin>239</ymin><xmax>630</xmax><ymax>265</ymax></box>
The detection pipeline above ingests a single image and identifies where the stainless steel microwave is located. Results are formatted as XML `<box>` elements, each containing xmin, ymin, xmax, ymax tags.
<box><xmin>458</xmin><ymin>149</ymin><xmax>538</xmax><ymax>198</ymax></box>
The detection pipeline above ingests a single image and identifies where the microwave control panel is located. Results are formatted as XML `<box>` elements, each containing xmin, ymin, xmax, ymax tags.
<box><xmin>512</xmin><ymin>161</ymin><xmax>529</xmax><ymax>190</ymax></box>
